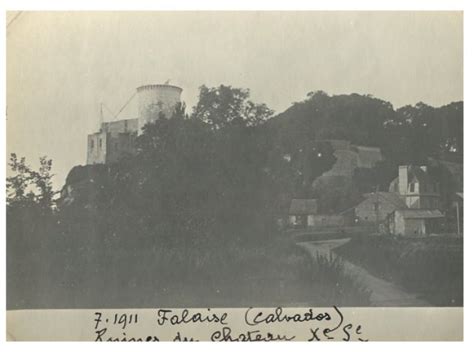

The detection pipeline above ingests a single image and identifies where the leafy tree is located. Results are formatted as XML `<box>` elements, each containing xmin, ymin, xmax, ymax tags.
<box><xmin>171</xmin><ymin>101</ymin><xmax>187</xmax><ymax>119</ymax></box>
<box><xmin>6</xmin><ymin>153</ymin><xmax>34</xmax><ymax>205</ymax></box>
<box><xmin>32</xmin><ymin>157</ymin><xmax>55</xmax><ymax>210</ymax></box>
<box><xmin>6</xmin><ymin>153</ymin><xmax>56</xmax><ymax>211</ymax></box>
<box><xmin>383</xmin><ymin>101</ymin><xmax>463</xmax><ymax>165</ymax></box>
<box><xmin>192</xmin><ymin>85</ymin><xmax>273</xmax><ymax>129</ymax></box>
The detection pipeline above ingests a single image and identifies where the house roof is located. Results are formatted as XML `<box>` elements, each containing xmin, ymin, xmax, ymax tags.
<box><xmin>378</xmin><ymin>192</ymin><xmax>408</xmax><ymax>209</ymax></box>
<box><xmin>361</xmin><ymin>192</ymin><xmax>407</xmax><ymax>209</ymax></box>
<box><xmin>289</xmin><ymin>199</ymin><xmax>318</xmax><ymax>215</ymax></box>
<box><xmin>396</xmin><ymin>209</ymin><xmax>444</xmax><ymax>219</ymax></box>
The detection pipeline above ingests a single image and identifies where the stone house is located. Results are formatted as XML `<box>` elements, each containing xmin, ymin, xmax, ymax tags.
<box><xmin>355</xmin><ymin>192</ymin><xmax>407</xmax><ymax>224</ymax></box>
<box><xmin>389</xmin><ymin>165</ymin><xmax>441</xmax><ymax>209</ymax></box>
<box><xmin>386</xmin><ymin>165</ymin><xmax>445</xmax><ymax>236</ymax></box>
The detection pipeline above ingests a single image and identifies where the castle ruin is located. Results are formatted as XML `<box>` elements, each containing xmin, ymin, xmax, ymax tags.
<box><xmin>87</xmin><ymin>84</ymin><xmax>182</xmax><ymax>164</ymax></box>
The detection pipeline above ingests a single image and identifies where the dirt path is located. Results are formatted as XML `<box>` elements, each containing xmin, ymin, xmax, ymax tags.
<box><xmin>299</xmin><ymin>239</ymin><xmax>430</xmax><ymax>307</ymax></box>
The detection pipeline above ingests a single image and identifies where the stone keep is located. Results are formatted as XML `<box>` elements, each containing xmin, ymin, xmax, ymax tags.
<box><xmin>137</xmin><ymin>84</ymin><xmax>183</xmax><ymax>134</ymax></box>
<box><xmin>87</xmin><ymin>83</ymin><xmax>183</xmax><ymax>164</ymax></box>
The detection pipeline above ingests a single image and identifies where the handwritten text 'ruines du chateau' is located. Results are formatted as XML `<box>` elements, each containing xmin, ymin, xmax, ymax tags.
<box><xmin>93</xmin><ymin>306</ymin><xmax>368</xmax><ymax>342</ymax></box>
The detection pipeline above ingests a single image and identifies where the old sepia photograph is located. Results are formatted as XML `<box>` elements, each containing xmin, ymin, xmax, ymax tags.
<box><xmin>5</xmin><ymin>10</ymin><xmax>464</xmax><ymax>341</ymax></box>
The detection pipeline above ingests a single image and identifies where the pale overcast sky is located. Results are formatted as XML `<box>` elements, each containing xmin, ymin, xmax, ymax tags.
<box><xmin>7</xmin><ymin>11</ymin><xmax>463</xmax><ymax>189</ymax></box>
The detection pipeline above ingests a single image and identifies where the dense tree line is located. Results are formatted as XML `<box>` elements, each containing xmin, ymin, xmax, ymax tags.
<box><xmin>271</xmin><ymin>91</ymin><xmax>462</xmax><ymax>164</ymax></box>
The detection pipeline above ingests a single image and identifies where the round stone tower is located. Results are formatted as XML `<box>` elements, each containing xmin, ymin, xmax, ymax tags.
<box><xmin>136</xmin><ymin>84</ymin><xmax>183</xmax><ymax>134</ymax></box>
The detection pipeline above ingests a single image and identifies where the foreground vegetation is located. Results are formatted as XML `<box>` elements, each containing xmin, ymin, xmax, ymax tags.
<box><xmin>7</xmin><ymin>205</ymin><xmax>371</xmax><ymax>308</ymax></box>
<box><xmin>334</xmin><ymin>235</ymin><xmax>463</xmax><ymax>306</ymax></box>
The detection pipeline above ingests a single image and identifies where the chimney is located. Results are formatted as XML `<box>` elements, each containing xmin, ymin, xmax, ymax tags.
<box><xmin>398</xmin><ymin>165</ymin><xmax>409</xmax><ymax>195</ymax></box>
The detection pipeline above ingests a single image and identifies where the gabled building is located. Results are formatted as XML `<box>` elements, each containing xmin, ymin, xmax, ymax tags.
<box><xmin>389</xmin><ymin>165</ymin><xmax>441</xmax><ymax>209</ymax></box>
<box><xmin>351</xmin><ymin>165</ymin><xmax>446</xmax><ymax>236</ymax></box>
<box><xmin>386</xmin><ymin>165</ymin><xmax>445</xmax><ymax>236</ymax></box>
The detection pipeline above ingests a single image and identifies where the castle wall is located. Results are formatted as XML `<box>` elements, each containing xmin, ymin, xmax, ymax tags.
<box><xmin>321</xmin><ymin>149</ymin><xmax>359</xmax><ymax>177</ymax></box>
<box><xmin>101</xmin><ymin>119</ymin><xmax>138</xmax><ymax>136</ymax></box>
<box><xmin>317</xmin><ymin>141</ymin><xmax>382</xmax><ymax>180</ymax></box>
<box><xmin>355</xmin><ymin>146</ymin><xmax>383</xmax><ymax>168</ymax></box>
<box><xmin>87</xmin><ymin>132</ymin><xmax>107</xmax><ymax>164</ymax></box>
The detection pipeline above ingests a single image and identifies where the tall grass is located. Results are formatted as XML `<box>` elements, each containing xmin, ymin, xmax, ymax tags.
<box><xmin>8</xmin><ymin>212</ymin><xmax>371</xmax><ymax>309</ymax></box>
<box><xmin>334</xmin><ymin>235</ymin><xmax>463</xmax><ymax>306</ymax></box>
